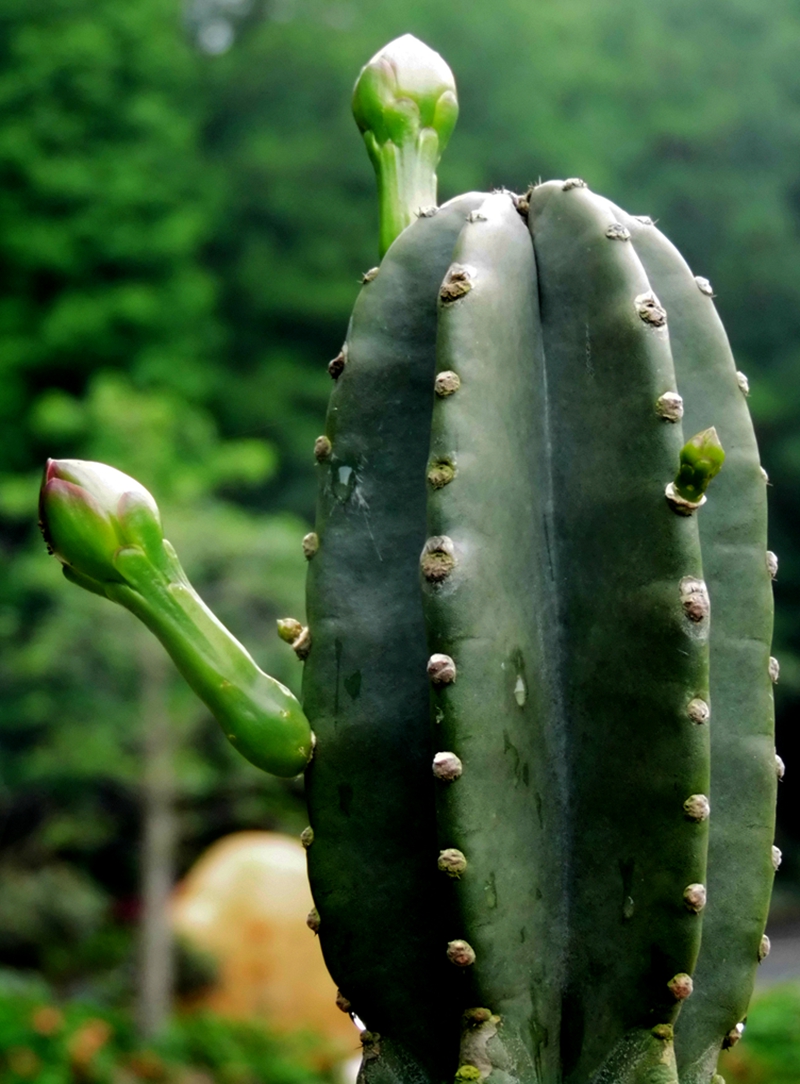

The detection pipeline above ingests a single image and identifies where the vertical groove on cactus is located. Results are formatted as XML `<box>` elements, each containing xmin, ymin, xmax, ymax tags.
<box><xmin>302</xmin><ymin>192</ymin><xmax>487</xmax><ymax>1084</ymax></box>
<box><xmin>612</xmin><ymin>207</ymin><xmax>777</xmax><ymax>1084</ymax></box>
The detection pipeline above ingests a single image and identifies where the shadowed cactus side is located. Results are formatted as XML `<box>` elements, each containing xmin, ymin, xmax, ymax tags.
<box><xmin>40</xmin><ymin>35</ymin><xmax>778</xmax><ymax>1084</ymax></box>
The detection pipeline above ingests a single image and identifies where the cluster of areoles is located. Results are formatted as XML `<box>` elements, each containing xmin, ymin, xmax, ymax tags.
<box><xmin>420</xmin><ymin>272</ymin><xmax>478</xmax><ymax>971</ymax></box>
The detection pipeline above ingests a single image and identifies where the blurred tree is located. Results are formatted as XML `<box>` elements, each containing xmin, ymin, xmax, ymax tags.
<box><xmin>0</xmin><ymin>0</ymin><xmax>220</xmax><ymax>479</ymax></box>
<box><xmin>0</xmin><ymin>377</ymin><xmax>309</xmax><ymax>1013</ymax></box>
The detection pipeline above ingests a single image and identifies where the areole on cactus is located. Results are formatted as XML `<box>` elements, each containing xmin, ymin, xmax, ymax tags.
<box><xmin>39</xmin><ymin>34</ymin><xmax>778</xmax><ymax>1084</ymax></box>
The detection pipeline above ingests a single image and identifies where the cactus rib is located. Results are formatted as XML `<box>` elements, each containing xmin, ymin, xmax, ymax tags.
<box><xmin>302</xmin><ymin>192</ymin><xmax>486</xmax><ymax>1084</ymax></box>
<box><xmin>528</xmin><ymin>181</ymin><xmax>710</xmax><ymax>1083</ymax></box>
<box><xmin>612</xmin><ymin>209</ymin><xmax>777</xmax><ymax>1084</ymax></box>
<box><xmin>423</xmin><ymin>191</ymin><xmax>566</xmax><ymax>1083</ymax></box>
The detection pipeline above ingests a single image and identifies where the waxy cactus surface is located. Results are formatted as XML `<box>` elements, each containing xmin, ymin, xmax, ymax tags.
<box><xmin>40</xmin><ymin>35</ymin><xmax>778</xmax><ymax>1084</ymax></box>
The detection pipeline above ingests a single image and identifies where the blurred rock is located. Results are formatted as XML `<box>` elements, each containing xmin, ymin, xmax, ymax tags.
<box><xmin>171</xmin><ymin>832</ymin><xmax>358</xmax><ymax>1059</ymax></box>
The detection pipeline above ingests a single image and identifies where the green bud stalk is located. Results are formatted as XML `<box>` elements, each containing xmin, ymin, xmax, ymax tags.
<box><xmin>352</xmin><ymin>34</ymin><xmax>459</xmax><ymax>257</ymax></box>
<box><xmin>39</xmin><ymin>459</ymin><xmax>313</xmax><ymax>777</ymax></box>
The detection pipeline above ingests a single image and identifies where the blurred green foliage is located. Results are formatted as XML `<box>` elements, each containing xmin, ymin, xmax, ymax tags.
<box><xmin>2</xmin><ymin>0</ymin><xmax>800</xmax><ymax>1007</ymax></box>
<box><xmin>719</xmin><ymin>982</ymin><xmax>800</xmax><ymax>1082</ymax></box>
<box><xmin>0</xmin><ymin>975</ymin><xmax>337</xmax><ymax>1083</ymax></box>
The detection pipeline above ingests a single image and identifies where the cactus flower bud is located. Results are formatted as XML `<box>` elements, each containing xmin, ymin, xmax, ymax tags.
<box><xmin>352</xmin><ymin>35</ymin><xmax>459</xmax><ymax>257</ymax></box>
<box><xmin>39</xmin><ymin>458</ymin><xmax>313</xmax><ymax>778</ymax></box>
<box><xmin>39</xmin><ymin>459</ymin><xmax>163</xmax><ymax>588</ymax></box>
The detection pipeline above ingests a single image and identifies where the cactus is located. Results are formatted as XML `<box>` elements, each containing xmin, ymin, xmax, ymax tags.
<box><xmin>39</xmin><ymin>36</ymin><xmax>778</xmax><ymax>1084</ymax></box>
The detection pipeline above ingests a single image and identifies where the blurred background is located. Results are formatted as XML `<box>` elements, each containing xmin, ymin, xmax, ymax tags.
<box><xmin>1</xmin><ymin>0</ymin><xmax>800</xmax><ymax>1079</ymax></box>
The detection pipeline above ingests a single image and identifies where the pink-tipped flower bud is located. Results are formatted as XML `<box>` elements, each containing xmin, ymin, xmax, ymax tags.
<box><xmin>39</xmin><ymin>458</ymin><xmax>163</xmax><ymax>589</ymax></box>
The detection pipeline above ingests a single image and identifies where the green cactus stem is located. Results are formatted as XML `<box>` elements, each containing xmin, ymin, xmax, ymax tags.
<box><xmin>39</xmin><ymin>459</ymin><xmax>312</xmax><ymax>778</ymax></box>
<box><xmin>612</xmin><ymin>208</ymin><xmax>777</xmax><ymax>1084</ymax></box>
<box><xmin>352</xmin><ymin>34</ymin><xmax>459</xmax><ymax>257</ymax></box>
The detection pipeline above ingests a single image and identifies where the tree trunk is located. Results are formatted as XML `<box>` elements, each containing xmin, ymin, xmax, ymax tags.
<box><xmin>137</xmin><ymin>634</ymin><xmax>178</xmax><ymax>1040</ymax></box>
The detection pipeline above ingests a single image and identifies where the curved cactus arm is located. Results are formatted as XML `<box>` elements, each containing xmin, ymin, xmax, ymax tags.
<box><xmin>302</xmin><ymin>192</ymin><xmax>487</xmax><ymax>1084</ymax></box>
<box><xmin>39</xmin><ymin>459</ymin><xmax>312</xmax><ymax>778</ymax></box>
<box><xmin>528</xmin><ymin>182</ymin><xmax>711</xmax><ymax>1084</ymax></box>
<box><xmin>421</xmin><ymin>191</ymin><xmax>565</xmax><ymax>1083</ymax></box>
<box><xmin>353</xmin><ymin>34</ymin><xmax>459</xmax><ymax>257</ymax></box>
<box><xmin>611</xmin><ymin>208</ymin><xmax>777</xmax><ymax>1084</ymax></box>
